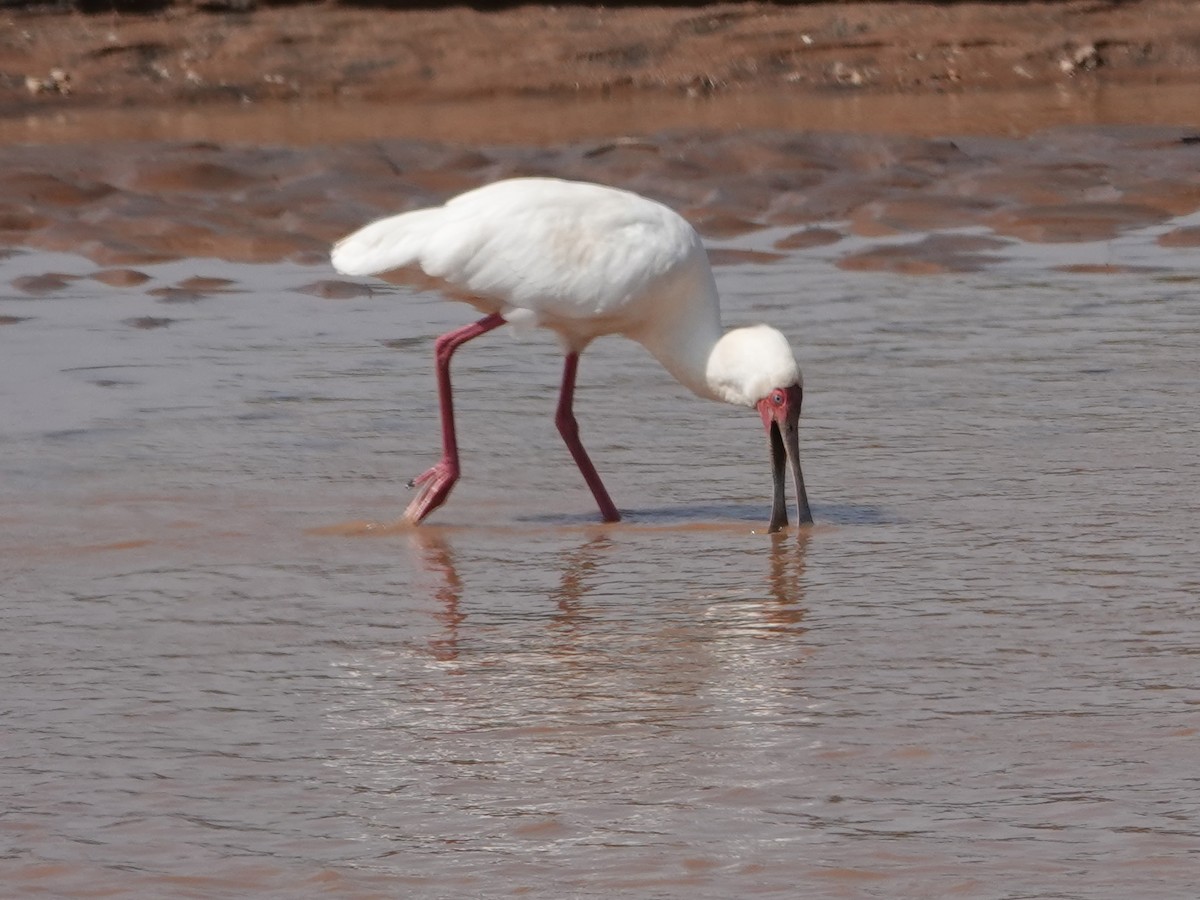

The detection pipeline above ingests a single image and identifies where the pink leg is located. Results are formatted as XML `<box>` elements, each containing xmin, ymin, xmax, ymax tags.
<box><xmin>405</xmin><ymin>313</ymin><xmax>506</xmax><ymax>524</ymax></box>
<box><xmin>556</xmin><ymin>353</ymin><xmax>621</xmax><ymax>523</ymax></box>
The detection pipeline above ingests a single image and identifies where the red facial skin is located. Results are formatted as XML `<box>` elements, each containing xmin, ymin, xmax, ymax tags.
<box><xmin>756</xmin><ymin>384</ymin><xmax>801</xmax><ymax>432</ymax></box>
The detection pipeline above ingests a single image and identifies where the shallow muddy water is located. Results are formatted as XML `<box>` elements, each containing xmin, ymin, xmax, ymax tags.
<box><xmin>7</xmin><ymin>81</ymin><xmax>1200</xmax><ymax>147</ymax></box>
<box><xmin>3</xmin><ymin>207</ymin><xmax>1199</xmax><ymax>897</ymax></box>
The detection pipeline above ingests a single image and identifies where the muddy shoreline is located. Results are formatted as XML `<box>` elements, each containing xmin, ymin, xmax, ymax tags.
<box><xmin>6</xmin><ymin>1</ymin><xmax>1200</xmax><ymax>112</ymax></box>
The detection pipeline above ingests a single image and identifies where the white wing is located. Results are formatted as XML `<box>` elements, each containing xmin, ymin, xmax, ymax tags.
<box><xmin>331</xmin><ymin>178</ymin><xmax>704</xmax><ymax>325</ymax></box>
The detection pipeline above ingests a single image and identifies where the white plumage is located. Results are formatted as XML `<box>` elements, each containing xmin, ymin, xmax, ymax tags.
<box><xmin>331</xmin><ymin>177</ymin><xmax>812</xmax><ymax>531</ymax></box>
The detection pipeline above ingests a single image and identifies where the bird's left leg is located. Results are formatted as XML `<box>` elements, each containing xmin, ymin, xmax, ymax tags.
<box><xmin>555</xmin><ymin>352</ymin><xmax>621</xmax><ymax>523</ymax></box>
<box><xmin>405</xmin><ymin>313</ymin><xmax>506</xmax><ymax>524</ymax></box>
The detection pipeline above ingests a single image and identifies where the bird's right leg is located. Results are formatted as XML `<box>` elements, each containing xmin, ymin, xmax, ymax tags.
<box><xmin>405</xmin><ymin>313</ymin><xmax>506</xmax><ymax>524</ymax></box>
<box><xmin>556</xmin><ymin>352</ymin><xmax>621</xmax><ymax>523</ymax></box>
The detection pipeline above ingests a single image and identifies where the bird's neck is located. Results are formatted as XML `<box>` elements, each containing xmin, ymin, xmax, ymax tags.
<box><xmin>639</xmin><ymin>319</ymin><xmax>801</xmax><ymax>409</ymax></box>
<box><xmin>630</xmin><ymin>304</ymin><xmax>726</xmax><ymax>403</ymax></box>
<box><xmin>623</xmin><ymin>257</ymin><xmax>732</xmax><ymax>404</ymax></box>
<box><xmin>652</xmin><ymin>327</ymin><xmax>727</xmax><ymax>403</ymax></box>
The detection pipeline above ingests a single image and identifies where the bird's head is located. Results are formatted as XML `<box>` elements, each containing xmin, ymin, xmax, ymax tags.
<box><xmin>756</xmin><ymin>382</ymin><xmax>813</xmax><ymax>533</ymax></box>
<box><xmin>708</xmin><ymin>325</ymin><xmax>813</xmax><ymax>533</ymax></box>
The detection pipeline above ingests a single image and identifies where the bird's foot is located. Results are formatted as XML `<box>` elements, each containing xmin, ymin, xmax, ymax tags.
<box><xmin>404</xmin><ymin>459</ymin><xmax>459</xmax><ymax>525</ymax></box>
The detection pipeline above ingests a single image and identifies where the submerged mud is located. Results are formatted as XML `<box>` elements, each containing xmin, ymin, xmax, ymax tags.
<box><xmin>2</xmin><ymin>125</ymin><xmax>1199</xmax><ymax>276</ymax></box>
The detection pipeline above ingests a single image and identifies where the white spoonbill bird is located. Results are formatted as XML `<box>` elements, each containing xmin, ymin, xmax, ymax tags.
<box><xmin>331</xmin><ymin>177</ymin><xmax>812</xmax><ymax>532</ymax></box>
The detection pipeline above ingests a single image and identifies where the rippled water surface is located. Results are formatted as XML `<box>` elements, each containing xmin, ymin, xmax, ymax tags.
<box><xmin>3</xmin><ymin>226</ymin><xmax>1199</xmax><ymax>897</ymax></box>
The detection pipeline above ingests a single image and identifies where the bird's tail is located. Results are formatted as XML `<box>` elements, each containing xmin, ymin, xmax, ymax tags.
<box><xmin>330</xmin><ymin>208</ymin><xmax>441</xmax><ymax>276</ymax></box>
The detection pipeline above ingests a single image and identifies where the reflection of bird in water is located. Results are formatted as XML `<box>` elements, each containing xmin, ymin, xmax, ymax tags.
<box><xmin>332</xmin><ymin>177</ymin><xmax>813</xmax><ymax>532</ymax></box>
<box><xmin>763</xmin><ymin>530</ymin><xmax>810</xmax><ymax>635</ymax></box>
<box><xmin>549</xmin><ymin>536</ymin><xmax>614</xmax><ymax>643</ymax></box>
<box><xmin>407</xmin><ymin>530</ymin><xmax>466</xmax><ymax>666</ymax></box>
<box><xmin>408</xmin><ymin>525</ymin><xmax>809</xmax><ymax>671</ymax></box>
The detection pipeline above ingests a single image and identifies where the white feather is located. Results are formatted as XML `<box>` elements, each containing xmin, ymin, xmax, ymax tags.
<box><xmin>330</xmin><ymin>208</ymin><xmax>442</xmax><ymax>276</ymax></box>
<box><xmin>331</xmin><ymin>177</ymin><xmax>802</xmax><ymax>405</ymax></box>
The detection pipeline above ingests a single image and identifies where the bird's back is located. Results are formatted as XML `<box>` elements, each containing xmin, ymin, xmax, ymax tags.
<box><xmin>331</xmin><ymin>178</ymin><xmax>721</xmax><ymax>350</ymax></box>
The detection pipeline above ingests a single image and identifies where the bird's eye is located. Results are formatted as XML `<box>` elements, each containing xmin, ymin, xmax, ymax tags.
<box><xmin>772</xmin><ymin>391</ymin><xmax>785</xmax><ymax>406</ymax></box>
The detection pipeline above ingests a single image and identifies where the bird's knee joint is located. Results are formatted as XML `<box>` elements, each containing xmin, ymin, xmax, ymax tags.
<box><xmin>555</xmin><ymin>411</ymin><xmax>578</xmax><ymax>438</ymax></box>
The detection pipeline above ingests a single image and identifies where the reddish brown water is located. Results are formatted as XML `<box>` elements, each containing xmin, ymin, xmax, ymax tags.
<box><xmin>4</xmin><ymin>185</ymin><xmax>1199</xmax><ymax>896</ymax></box>
<box><xmin>6</xmin><ymin>81</ymin><xmax>1200</xmax><ymax>146</ymax></box>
